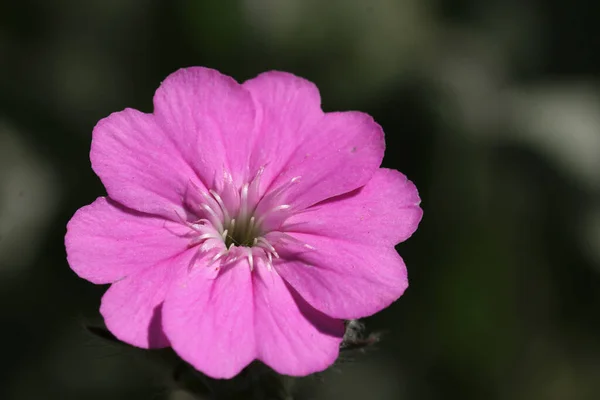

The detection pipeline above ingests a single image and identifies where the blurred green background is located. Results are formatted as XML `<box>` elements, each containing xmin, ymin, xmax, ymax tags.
<box><xmin>1</xmin><ymin>1</ymin><xmax>600</xmax><ymax>399</ymax></box>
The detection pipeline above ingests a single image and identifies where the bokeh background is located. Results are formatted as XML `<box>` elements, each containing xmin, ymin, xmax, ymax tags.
<box><xmin>1</xmin><ymin>1</ymin><xmax>600</xmax><ymax>399</ymax></box>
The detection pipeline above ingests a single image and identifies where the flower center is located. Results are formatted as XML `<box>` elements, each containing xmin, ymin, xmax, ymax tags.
<box><xmin>179</xmin><ymin>167</ymin><xmax>301</xmax><ymax>271</ymax></box>
<box><xmin>223</xmin><ymin>215</ymin><xmax>261</xmax><ymax>248</ymax></box>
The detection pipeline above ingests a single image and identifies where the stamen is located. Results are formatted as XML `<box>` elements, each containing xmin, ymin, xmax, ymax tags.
<box><xmin>255</xmin><ymin>204</ymin><xmax>291</xmax><ymax>227</ymax></box>
<box><xmin>201</xmin><ymin>204</ymin><xmax>224</xmax><ymax>233</ymax></box>
<box><xmin>239</xmin><ymin>183</ymin><xmax>249</xmax><ymax>220</ymax></box>
<box><xmin>256</xmin><ymin>237</ymin><xmax>279</xmax><ymax>258</ymax></box>
<box><xmin>208</xmin><ymin>248</ymin><xmax>228</xmax><ymax>266</ymax></box>
<box><xmin>268</xmin><ymin>232</ymin><xmax>315</xmax><ymax>250</ymax></box>
<box><xmin>247</xmin><ymin>248</ymin><xmax>254</xmax><ymax>271</ymax></box>
<box><xmin>199</xmin><ymin>190</ymin><xmax>223</xmax><ymax>219</ymax></box>
<box><xmin>248</xmin><ymin>166</ymin><xmax>265</xmax><ymax>206</ymax></box>
<box><xmin>247</xmin><ymin>216</ymin><xmax>256</xmax><ymax>239</ymax></box>
<box><xmin>266</xmin><ymin>176</ymin><xmax>301</xmax><ymax>202</ymax></box>
<box><xmin>209</xmin><ymin>189</ymin><xmax>230</xmax><ymax>223</ymax></box>
<box><xmin>187</xmin><ymin>233</ymin><xmax>221</xmax><ymax>247</ymax></box>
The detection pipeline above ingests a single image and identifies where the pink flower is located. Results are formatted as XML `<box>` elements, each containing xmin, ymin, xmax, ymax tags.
<box><xmin>65</xmin><ymin>67</ymin><xmax>422</xmax><ymax>378</ymax></box>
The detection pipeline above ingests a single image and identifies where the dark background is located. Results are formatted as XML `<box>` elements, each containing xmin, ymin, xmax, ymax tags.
<box><xmin>1</xmin><ymin>1</ymin><xmax>600</xmax><ymax>399</ymax></box>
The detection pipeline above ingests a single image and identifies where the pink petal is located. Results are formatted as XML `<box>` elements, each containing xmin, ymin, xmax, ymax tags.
<box><xmin>243</xmin><ymin>71</ymin><xmax>323</xmax><ymax>190</ymax></box>
<box><xmin>153</xmin><ymin>67</ymin><xmax>257</xmax><ymax>187</ymax></box>
<box><xmin>275</xmin><ymin>111</ymin><xmax>385</xmax><ymax>209</ymax></box>
<box><xmin>100</xmin><ymin>250</ymin><xmax>194</xmax><ymax>348</ymax></box>
<box><xmin>244</xmin><ymin>72</ymin><xmax>385</xmax><ymax>209</ymax></box>
<box><xmin>91</xmin><ymin>108</ymin><xmax>202</xmax><ymax>218</ymax></box>
<box><xmin>65</xmin><ymin>197</ymin><xmax>189</xmax><ymax>284</ymax></box>
<box><xmin>284</xmin><ymin>168</ymin><xmax>423</xmax><ymax>246</ymax></box>
<box><xmin>253</xmin><ymin>264</ymin><xmax>344</xmax><ymax>376</ymax></box>
<box><xmin>275</xmin><ymin>233</ymin><xmax>408</xmax><ymax>319</ymax></box>
<box><xmin>162</xmin><ymin>262</ymin><xmax>256</xmax><ymax>379</ymax></box>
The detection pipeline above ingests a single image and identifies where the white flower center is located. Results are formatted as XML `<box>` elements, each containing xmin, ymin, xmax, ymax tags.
<box><xmin>180</xmin><ymin>167</ymin><xmax>303</xmax><ymax>271</ymax></box>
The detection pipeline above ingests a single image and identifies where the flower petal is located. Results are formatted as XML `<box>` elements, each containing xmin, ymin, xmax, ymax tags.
<box><xmin>284</xmin><ymin>168</ymin><xmax>423</xmax><ymax>246</ymax></box>
<box><xmin>65</xmin><ymin>197</ymin><xmax>189</xmax><ymax>284</ymax></box>
<box><xmin>275</xmin><ymin>111</ymin><xmax>385</xmax><ymax>209</ymax></box>
<box><xmin>91</xmin><ymin>108</ymin><xmax>201</xmax><ymax>218</ymax></box>
<box><xmin>275</xmin><ymin>233</ymin><xmax>408</xmax><ymax>319</ymax></box>
<box><xmin>153</xmin><ymin>67</ymin><xmax>257</xmax><ymax>187</ymax></box>
<box><xmin>253</xmin><ymin>264</ymin><xmax>344</xmax><ymax>376</ymax></box>
<box><xmin>99</xmin><ymin>250</ymin><xmax>194</xmax><ymax>349</ymax></box>
<box><xmin>162</xmin><ymin>261</ymin><xmax>256</xmax><ymax>379</ymax></box>
<box><xmin>244</xmin><ymin>72</ymin><xmax>384</xmax><ymax>209</ymax></box>
<box><xmin>243</xmin><ymin>71</ymin><xmax>323</xmax><ymax>189</ymax></box>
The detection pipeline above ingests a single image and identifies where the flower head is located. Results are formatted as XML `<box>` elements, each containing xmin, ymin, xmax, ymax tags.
<box><xmin>65</xmin><ymin>67</ymin><xmax>422</xmax><ymax>378</ymax></box>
